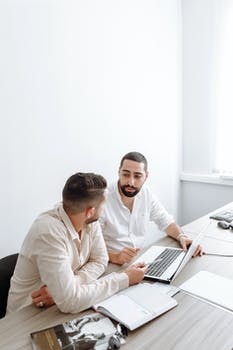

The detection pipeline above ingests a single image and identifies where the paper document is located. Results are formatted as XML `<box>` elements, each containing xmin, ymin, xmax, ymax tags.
<box><xmin>179</xmin><ymin>270</ymin><xmax>233</xmax><ymax>312</ymax></box>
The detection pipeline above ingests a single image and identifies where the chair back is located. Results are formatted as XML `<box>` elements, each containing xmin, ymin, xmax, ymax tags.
<box><xmin>0</xmin><ymin>253</ymin><xmax>18</xmax><ymax>318</ymax></box>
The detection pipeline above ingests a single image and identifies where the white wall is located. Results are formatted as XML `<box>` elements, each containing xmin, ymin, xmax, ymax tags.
<box><xmin>180</xmin><ymin>181</ymin><xmax>233</xmax><ymax>224</ymax></box>
<box><xmin>0</xmin><ymin>1</ymin><xmax>182</xmax><ymax>257</ymax></box>
<box><xmin>180</xmin><ymin>0</ymin><xmax>233</xmax><ymax>224</ymax></box>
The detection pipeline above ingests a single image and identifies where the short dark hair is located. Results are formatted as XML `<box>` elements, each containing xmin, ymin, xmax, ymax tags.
<box><xmin>119</xmin><ymin>152</ymin><xmax>148</xmax><ymax>171</ymax></box>
<box><xmin>62</xmin><ymin>172</ymin><xmax>107</xmax><ymax>214</ymax></box>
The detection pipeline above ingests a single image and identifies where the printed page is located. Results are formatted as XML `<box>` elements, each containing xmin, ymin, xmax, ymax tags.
<box><xmin>31</xmin><ymin>313</ymin><xmax>117</xmax><ymax>350</ymax></box>
<box><xmin>179</xmin><ymin>270</ymin><xmax>233</xmax><ymax>311</ymax></box>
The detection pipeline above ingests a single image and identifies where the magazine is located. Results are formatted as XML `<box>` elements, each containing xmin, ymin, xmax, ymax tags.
<box><xmin>31</xmin><ymin>312</ymin><xmax>125</xmax><ymax>350</ymax></box>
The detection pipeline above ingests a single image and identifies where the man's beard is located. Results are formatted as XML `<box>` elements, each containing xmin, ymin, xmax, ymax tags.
<box><xmin>120</xmin><ymin>184</ymin><xmax>140</xmax><ymax>198</ymax></box>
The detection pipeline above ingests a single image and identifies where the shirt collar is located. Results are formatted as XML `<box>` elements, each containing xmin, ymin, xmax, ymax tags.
<box><xmin>56</xmin><ymin>202</ymin><xmax>78</xmax><ymax>240</ymax></box>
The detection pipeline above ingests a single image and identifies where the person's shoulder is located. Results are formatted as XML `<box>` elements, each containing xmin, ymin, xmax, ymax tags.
<box><xmin>106</xmin><ymin>182</ymin><xmax>118</xmax><ymax>200</ymax></box>
<box><xmin>107</xmin><ymin>181</ymin><xmax>117</xmax><ymax>193</ymax></box>
<box><xmin>31</xmin><ymin>208</ymin><xmax>66</xmax><ymax>237</ymax></box>
<box><xmin>35</xmin><ymin>208</ymin><xmax>60</xmax><ymax>226</ymax></box>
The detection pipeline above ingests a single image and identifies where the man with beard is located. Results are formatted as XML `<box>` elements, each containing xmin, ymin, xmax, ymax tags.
<box><xmin>99</xmin><ymin>152</ymin><xmax>202</xmax><ymax>265</ymax></box>
<box><xmin>6</xmin><ymin>172</ymin><xmax>146</xmax><ymax>314</ymax></box>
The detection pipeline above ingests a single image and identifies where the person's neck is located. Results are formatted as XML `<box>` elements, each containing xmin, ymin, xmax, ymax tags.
<box><xmin>66</xmin><ymin>211</ymin><xmax>84</xmax><ymax>238</ymax></box>
<box><xmin>118</xmin><ymin>185</ymin><xmax>135</xmax><ymax>212</ymax></box>
<box><xmin>122</xmin><ymin>196</ymin><xmax>134</xmax><ymax>212</ymax></box>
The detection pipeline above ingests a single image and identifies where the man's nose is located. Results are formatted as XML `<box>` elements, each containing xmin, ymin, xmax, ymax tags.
<box><xmin>127</xmin><ymin>176</ymin><xmax>135</xmax><ymax>186</ymax></box>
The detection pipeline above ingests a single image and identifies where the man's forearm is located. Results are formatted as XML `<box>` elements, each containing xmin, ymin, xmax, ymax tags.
<box><xmin>76</xmin><ymin>261</ymin><xmax>107</xmax><ymax>282</ymax></box>
<box><xmin>165</xmin><ymin>222</ymin><xmax>183</xmax><ymax>241</ymax></box>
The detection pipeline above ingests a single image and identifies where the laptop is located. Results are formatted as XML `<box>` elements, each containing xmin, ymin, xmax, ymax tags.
<box><xmin>133</xmin><ymin>223</ymin><xmax>208</xmax><ymax>284</ymax></box>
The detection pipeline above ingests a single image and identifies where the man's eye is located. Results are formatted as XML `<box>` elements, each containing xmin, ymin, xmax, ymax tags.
<box><xmin>135</xmin><ymin>175</ymin><xmax>142</xmax><ymax>179</ymax></box>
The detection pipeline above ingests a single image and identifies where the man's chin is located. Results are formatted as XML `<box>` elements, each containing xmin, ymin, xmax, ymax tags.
<box><xmin>119</xmin><ymin>183</ymin><xmax>141</xmax><ymax>198</ymax></box>
<box><xmin>122</xmin><ymin>190</ymin><xmax>138</xmax><ymax>198</ymax></box>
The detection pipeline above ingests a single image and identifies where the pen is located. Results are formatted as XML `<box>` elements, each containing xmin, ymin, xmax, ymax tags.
<box><xmin>131</xmin><ymin>237</ymin><xmax>137</xmax><ymax>249</ymax></box>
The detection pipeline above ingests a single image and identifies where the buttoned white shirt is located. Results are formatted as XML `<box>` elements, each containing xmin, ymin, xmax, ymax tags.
<box><xmin>7</xmin><ymin>203</ymin><xmax>128</xmax><ymax>314</ymax></box>
<box><xmin>99</xmin><ymin>182</ymin><xmax>174</xmax><ymax>251</ymax></box>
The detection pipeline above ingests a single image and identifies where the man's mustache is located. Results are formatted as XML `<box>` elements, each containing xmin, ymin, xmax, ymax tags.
<box><xmin>123</xmin><ymin>185</ymin><xmax>137</xmax><ymax>190</ymax></box>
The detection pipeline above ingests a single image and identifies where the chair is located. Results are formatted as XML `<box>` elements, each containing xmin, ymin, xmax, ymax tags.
<box><xmin>0</xmin><ymin>253</ymin><xmax>18</xmax><ymax>318</ymax></box>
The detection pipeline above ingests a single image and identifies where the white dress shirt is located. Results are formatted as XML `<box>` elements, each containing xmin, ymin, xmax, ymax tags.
<box><xmin>99</xmin><ymin>182</ymin><xmax>174</xmax><ymax>251</ymax></box>
<box><xmin>7</xmin><ymin>203</ymin><xmax>128</xmax><ymax>314</ymax></box>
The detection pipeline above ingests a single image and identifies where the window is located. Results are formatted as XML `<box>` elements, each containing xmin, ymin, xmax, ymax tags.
<box><xmin>214</xmin><ymin>0</ymin><xmax>233</xmax><ymax>174</ymax></box>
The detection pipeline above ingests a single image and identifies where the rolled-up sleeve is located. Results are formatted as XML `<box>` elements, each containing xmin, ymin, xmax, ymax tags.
<box><xmin>150</xmin><ymin>195</ymin><xmax>174</xmax><ymax>232</ymax></box>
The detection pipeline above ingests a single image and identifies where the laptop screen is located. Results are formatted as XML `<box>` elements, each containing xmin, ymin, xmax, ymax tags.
<box><xmin>135</xmin><ymin>222</ymin><xmax>208</xmax><ymax>283</ymax></box>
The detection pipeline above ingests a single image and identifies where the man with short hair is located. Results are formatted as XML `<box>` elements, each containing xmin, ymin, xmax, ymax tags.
<box><xmin>7</xmin><ymin>172</ymin><xmax>146</xmax><ymax>314</ymax></box>
<box><xmin>100</xmin><ymin>152</ymin><xmax>202</xmax><ymax>265</ymax></box>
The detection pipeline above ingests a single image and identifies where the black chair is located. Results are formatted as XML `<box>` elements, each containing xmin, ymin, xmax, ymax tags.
<box><xmin>0</xmin><ymin>253</ymin><xmax>18</xmax><ymax>318</ymax></box>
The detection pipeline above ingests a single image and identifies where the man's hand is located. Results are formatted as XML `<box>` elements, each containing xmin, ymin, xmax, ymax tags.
<box><xmin>108</xmin><ymin>247</ymin><xmax>140</xmax><ymax>265</ymax></box>
<box><xmin>125</xmin><ymin>263</ymin><xmax>147</xmax><ymax>285</ymax></box>
<box><xmin>178</xmin><ymin>236</ymin><xmax>203</xmax><ymax>256</ymax></box>
<box><xmin>31</xmin><ymin>285</ymin><xmax>55</xmax><ymax>308</ymax></box>
<box><xmin>166</xmin><ymin>223</ymin><xmax>203</xmax><ymax>257</ymax></box>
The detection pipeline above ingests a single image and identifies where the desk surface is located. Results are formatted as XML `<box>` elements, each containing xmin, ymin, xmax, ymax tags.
<box><xmin>1</xmin><ymin>203</ymin><xmax>233</xmax><ymax>350</ymax></box>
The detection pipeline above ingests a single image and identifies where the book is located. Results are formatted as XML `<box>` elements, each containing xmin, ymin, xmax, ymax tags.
<box><xmin>31</xmin><ymin>312</ymin><xmax>124</xmax><ymax>350</ymax></box>
<box><xmin>93</xmin><ymin>283</ymin><xmax>178</xmax><ymax>331</ymax></box>
<box><xmin>179</xmin><ymin>270</ymin><xmax>233</xmax><ymax>312</ymax></box>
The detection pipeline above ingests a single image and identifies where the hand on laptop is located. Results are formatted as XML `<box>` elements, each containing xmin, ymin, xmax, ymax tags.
<box><xmin>179</xmin><ymin>236</ymin><xmax>203</xmax><ymax>256</ymax></box>
<box><xmin>31</xmin><ymin>285</ymin><xmax>55</xmax><ymax>308</ymax></box>
<box><xmin>108</xmin><ymin>247</ymin><xmax>141</xmax><ymax>265</ymax></box>
<box><xmin>166</xmin><ymin>223</ymin><xmax>203</xmax><ymax>257</ymax></box>
<box><xmin>125</xmin><ymin>262</ymin><xmax>147</xmax><ymax>285</ymax></box>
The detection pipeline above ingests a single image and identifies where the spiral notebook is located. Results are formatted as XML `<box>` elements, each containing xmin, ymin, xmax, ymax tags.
<box><xmin>93</xmin><ymin>283</ymin><xmax>177</xmax><ymax>331</ymax></box>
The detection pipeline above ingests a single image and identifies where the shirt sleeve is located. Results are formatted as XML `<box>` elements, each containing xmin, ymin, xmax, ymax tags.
<box><xmin>149</xmin><ymin>195</ymin><xmax>174</xmax><ymax>231</ymax></box>
<box><xmin>35</xmin><ymin>229</ymin><xmax>128</xmax><ymax>314</ymax></box>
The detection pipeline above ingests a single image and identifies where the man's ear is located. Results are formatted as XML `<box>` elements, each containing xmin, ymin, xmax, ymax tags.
<box><xmin>85</xmin><ymin>207</ymin><xmax>95</xmax><ymax>219</ymax></box>
<box><xmin>145</xmin><ymin>171</ymin><xmax>149</xmax><ymax>180</ymax></box>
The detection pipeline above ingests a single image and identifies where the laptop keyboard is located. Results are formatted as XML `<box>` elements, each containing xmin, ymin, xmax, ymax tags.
<box><xmin>146</xmin><ymin>248</ymin><xmax>183</xmax><ymax>277</ymax></box>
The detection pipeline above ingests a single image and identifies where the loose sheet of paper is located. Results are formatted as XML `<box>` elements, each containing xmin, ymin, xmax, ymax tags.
<box><xmin>180</xmin><ymin>270</ymin><xmax>233</xmax><ymax>311</ymax></box>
